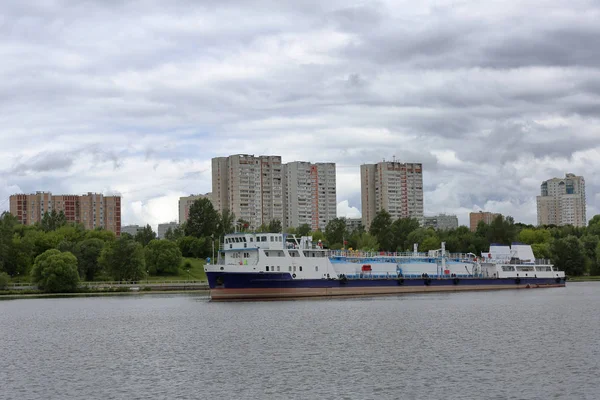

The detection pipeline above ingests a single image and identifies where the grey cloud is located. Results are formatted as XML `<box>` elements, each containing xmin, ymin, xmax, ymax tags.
<box><xmin>1</xmin><ymin>0</ymin><xmax>600</xmax><ymax>225</ymax></box>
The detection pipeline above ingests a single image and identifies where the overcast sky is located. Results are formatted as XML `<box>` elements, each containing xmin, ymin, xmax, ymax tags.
<box><xmin>1</xmin><ymin>0</ymin><xmax>599</xmax><ymax>230</ymax></box>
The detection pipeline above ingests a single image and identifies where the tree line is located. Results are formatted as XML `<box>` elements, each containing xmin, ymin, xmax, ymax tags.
<box><xmin>2</xmin><ymin>199</ymin><xmax>600</xmax><ymax>292</ymax></box>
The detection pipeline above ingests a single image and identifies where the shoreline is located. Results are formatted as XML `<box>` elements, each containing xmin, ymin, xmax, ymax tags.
<box><xmin>0</xmin><ymin>288</ymin><xmax>210</xmax><ymax>300</ymax></box>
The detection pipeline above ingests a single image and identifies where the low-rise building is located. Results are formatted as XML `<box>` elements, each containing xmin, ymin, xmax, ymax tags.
<box><xmin>423</xmin><ymin>214</ymin><xmax>458</xmax><ymax>230</ymax></box>
<box><xmin>469</xmin><ymin>211</ymin><xmax>501</xmax><ymax>232</ymax></box>
<box><xmin>121</xmin><ymin>224</ymin><xmax>143</xmax><ymax>236</ymax></box>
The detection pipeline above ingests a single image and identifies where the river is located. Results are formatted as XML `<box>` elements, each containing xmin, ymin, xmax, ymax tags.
<box><xmin>1</xmin><ymin>283</ymin><xmax>599</xmax><ymax>400</ymax></box>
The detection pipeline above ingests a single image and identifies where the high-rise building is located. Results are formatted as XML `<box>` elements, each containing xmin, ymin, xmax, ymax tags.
<box><xmin>179</xmin><ymin>193</ymin><xmax>212</xmax><ymax>224</ymax></box>
<box><xmin>423</xmin><ymin>214</ymin><xmax>459</xmax><ymax>230</ymax></box>
<box><xmin>9</xmin><ymin>191</ymin><xmax>121</xmax><ymax>235</ymax></box>
<box><xmin>284</xmin><ymin>162</ymin><xmax>336</xmax><ymax>231</ymax></box>
<box><xmin>537</xmin><ymin>173</ymin><xmax>586</xmax><ymax>227</ymax></box>
<box><xmin>469</xmin><ymin>211</ymin><xmax>501</xmax><ymax>232</ymax></box>
<box><xmin>212</xmin><ymin>154</ymin><xmax>284</xmax><ymax>230</ymax></box>
<box><xmin>158</xmin><ymin>221</ymin><xmax>180</xmax><ymax>239</ymax></box>
<box><xmin>360</xmin><ymin>161</ymin><xmax>423</xmax><ymax>230</ymax></box>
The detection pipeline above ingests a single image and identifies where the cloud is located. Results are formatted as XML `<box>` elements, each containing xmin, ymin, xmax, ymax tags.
<box><xmin>337</xmin><ymin>200</ymin><xmax>361</xmax><ymax>219</ymax></box>
<box><xmin>1</xmin><ymin>0</ymin><xmax>600</xmax><ymax>229</ymax></box>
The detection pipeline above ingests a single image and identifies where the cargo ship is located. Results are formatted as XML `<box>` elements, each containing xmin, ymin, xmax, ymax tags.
<box><xmin>204</xmin><ymin>233</ymin><xmax>565</xmax><ymax>300</ymax></box>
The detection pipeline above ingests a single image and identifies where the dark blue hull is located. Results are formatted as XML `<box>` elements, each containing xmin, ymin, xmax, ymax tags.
<box><xmin>206</xmin><ymin>272</ymin><xmax>566</xmax><ymax>300</ymax></box>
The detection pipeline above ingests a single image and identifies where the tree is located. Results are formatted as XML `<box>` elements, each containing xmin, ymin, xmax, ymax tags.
<box><xmin>369</xmin><ymin>210</ymin><xmax>393</xmax><ymax>251</ymax></box>
<box><xmin>357</xmin><ymin>232</ymin><xmax>379</xmax><ymax>251</ymax></box>
<box><xmin>31</xmin><ymin>249</ymin><xmax>80</xmax><ymax>293</ymax></box>
<box><xmin>134</xmin><ymin>224</ymin><xmax>156</xmax><ymax>247</ymax></box>
<box><xmin>40</xmin><ymin>210</ymin><xmax>67</xmax><ymax>232</ymax></box>
<box><xmin>390</xmin><ymin>217</ymin><xmax>420</xmax><ymax>251</ymax></box>
<box><xmin>550</xmin><ymin>235</ymin><xmax>586</xmax><ymax>276</ymax></box>
<box><xmin>0</xmin><ymin>212</ymin><xmax>19</xmax><ymax>273</ymax></box>
<box><xmin>99</xmin><ymin>237</ymin><xmax>146</xmax><ymax>281</ymax></box>
<box><xmin>218</xmin><ymin>209</ymin><xmax>236</xmax><ymax>236</ymax></box>
<box><xmin>185</xmin><ymin>198</ymin><xmax>220</xmax><ymax>238</ymax></box>
<box><xmin>86</xmin><ymin>229</ymin><xmax>116</xmax><ymax>242</ymax></box>
<box><xmin>268</xmin><ymin>219</ymin><xmax>282</xmax><ymax>233</ymax></box>
<box><xmin>580</xmin><ymin>234</ymin><xmax>599</xmax><ymax>275</ymax></box>
<box><xmin>296</xmin><ymin>223</ymin><xmax>311</xmax><ymax>237</ymax></box>
<box><xmin>177</xmin><ymin>236</ymin><xmax>211</xmax><ymax>258</ymax></box>
<box><xmin>325</xmin><ymin>218</ymin><xmax>348</xmax><ymax>247</ymax></box>
<box><xmin>165</xmin><ymin>223</ymin><xmax>186</xmax><ymax>241</ymax></box>
<box><xmin>74</xmin><ymin>238</ymin><xmax>105</xmax><ymax>281</ymax></box>
<box><xmin>145</xmin><ymin>240</ymin><xmax>183</xmax><ymax>275</ymax></box>
<box><xmin>0</xmin><ymin>272</ymin><xmax>10</xmax><ymax>290</ymax></box>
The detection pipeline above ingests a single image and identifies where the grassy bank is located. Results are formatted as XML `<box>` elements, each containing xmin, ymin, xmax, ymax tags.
<box><xmin>145</xmin><ymin>257</ymin><xmax>207</xmax><ymax>282</ymax></box>
<box><xmin>568</xmin><ymin>276</ymin><xmax>600</xmax><ymax>282</ymax></box>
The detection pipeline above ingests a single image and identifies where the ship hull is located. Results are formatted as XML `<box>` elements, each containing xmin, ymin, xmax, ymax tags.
<box><xmin>206</xmin><ymin>272</ymin><xmax>566</xmax><ymax>301</ymax></box>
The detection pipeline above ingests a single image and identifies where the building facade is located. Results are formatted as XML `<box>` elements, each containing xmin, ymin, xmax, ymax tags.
<box><xmin>360</xmin><ymin>161</ymin><xmax>423</xmax><ymax>230</ymax></box>
<box><xmin>9</xmin><ymin>192</ymin><xmax>121</xmax><ymax>235</ymax></box>
<box><xmin>121</xmin><ymin>224</ymin><xmax>143</xmax><ymax>236</ymax></box>
<box><xmin>344</xmin><ymin>217</ymin><xmax>363</xmax><ymax>232</ymax></box>
<box><xmin>178</xmin><ymin>193</ymin><xmax>212</xmax><ymax>224</ymax></box>
<box><xmin>212</xmin><ymin>154</ymin><xmax>284</xmax><ymax>230</ymax></box>
<box><xmin>158</xmin><ymin>222</ymin><xmax>180</xmax><ymax>239</ymax></box>
<box><xmin>469</xmin><ymin>211</ymin><xmax>501</xmax><ymax>232</ymax></box>
<box><xmin>423</xmin><ymin>214</ymin><xmax>459</xmax><ymax>230</ymax></box>
<box><xmin>536</xmin><ymin>173</ymin><xmax>586</xmax><ymax>227</ymax></box>
<box><xmin>284</xmin><ymin>161</ymin><xmax>336</xmax><ymax>231</ymax></box>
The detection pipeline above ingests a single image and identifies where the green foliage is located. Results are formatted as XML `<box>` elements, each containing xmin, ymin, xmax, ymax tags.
<box><xmin>185</xmin><ymin>198</ymin><xmax>220</xmax><ymax>238</ymax></box>
<box><xmin>86</xmin><ymin>229</ymin><xmax>116</xmax><ymax>242</ymax></box>
<box><xmin>145</xmin><ymin>239</ymin><xmax>183</xmax><ymax>275</ymax></box>
<box><xmin>177</xmin><ymin>236</ymin><xmax>211</xmax><ymax>258</ymax></box>
<box><xmin>531</xmin><ymin>242</ymin><xmax>551</xmax><ymax>259</ymax></box>
<box><xmin>236</xmin><ymin>219</ymin><xmax>250</xmax><ymax>232</ymax></box>
<box><xmin>550</xmin><ymin>235</ymin><xmax>586</xmax><ymax>276</ymax></box>
<box><xmin>40</xmin><ymin>210</ymin><xmax>67</xmax><ymax>232</ymax></box>
<box><xmin>369</xmin><ymin>210</ymin><xmax>393</xmax><ymax>251</ymax></box>
<box><xmin>390</xmin><ymin>218</ymin><xmax>421</xmax><ymax>251</ymax></box>
<box><xmin>99</xmin><ymin>237</ymin><xmax>146</xmax><ymax>281</ymax></box>
<box><xmin>0</xmin><ymin>272</ymin><xmax>9</xmax><ymax>289</ymax></box>
<box><xmin>165</xmin><ymin>223</ymin><xmax>186</xmax><ymax>241</ymax></box>
<box><xmin>325</xmin><ymin>218</ymin><xmax>348</xmax><ymax>248</ymax></box>
<box><xmin>310</xmin><ymin>230</ymin><xmax>325</xmax><ymax>243</ymax></box>
<box><xmin>218</xmin><ymin>209</ymin><xmax>236</xmax><ymax>236</ymax></box>
<box><xmin>268</xmin><ymin>219</ymin><xmax>282</xmax><ymax>233</ymax></box>
<box><xmin>296</xmin><ymin>224</ymin><xmax>311</xmax><ymax>237</ymax></box>
<box><xmin>518</xmin><ymin>228</ymin><xmax>551</xmax><ymax>244</ymax></box>
<box><xmin>31</xmin><ymin>249</ymin><xmax>80</xmax><ymax>293</ymax></box>
<box><xmin>134</xmin><ymin>224</ymin><xmax>156</xmax><ymax>247</ymax></box>
<box><xmin>356</xmin><ymin>232</ymin><xmax>379</xmax><ymax>251</ymax></box>
<box><xmin>74</xmin><ymin>238</ymin><xmax>105</xmax><ymax>280</ymax></box>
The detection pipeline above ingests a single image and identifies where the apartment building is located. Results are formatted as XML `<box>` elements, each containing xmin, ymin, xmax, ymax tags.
<box><xmin>423</xmin><ymin>214</ymin><xmax>459</xmax><ymax>230</ymax></box>
<box><xmin>9</xmin><ymin>191</ymin><xmax>121</xmax><ymax>235</ymax></box>
<box><xmin>469</xmin><ymin>211</ymin><xmax>501</xmax><ymax>232</ymax></box>
<box><xmin>283</xmin><ymin>162</ymin><xmax>336</xmax><ymax>231</ymax></box>
<box><xmin>360</xmin><ymin>161</ymin><xmax>424</xmax><ymax>229</ymax></box>
<box><xmin>537</xmin><ymin>173</ymin><xmax>586</xmax><ymax>227</ymax></box>
<box><xmin>121</xmin><ymin>224</ymin><xmax>143</xmax><ymax>236</ymax></box>
<box><xmin>178</xmin><ymin>193</ymin><xmax>212</xmax><ymax>224</ymax></box>
<box><xmin>212</xmin><ymin>154</ymin><xmax>284</xmax><ymax>230</ymax></box>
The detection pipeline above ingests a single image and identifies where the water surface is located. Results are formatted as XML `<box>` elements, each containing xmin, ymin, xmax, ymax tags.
<box><xmin>1</xmin><ymin>283</ymin><xmax>599</xmax><ymax>399</ymax></box>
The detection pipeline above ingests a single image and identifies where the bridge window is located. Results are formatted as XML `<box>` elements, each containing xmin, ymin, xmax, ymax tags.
<box><xmin>250</xmin><ymin>237</ymin><xmax>253</xmax><ymax>242</ymax></box>
<box><xmin>277</xmin><ymin>266</ymin><xmax>280</xmax><ymax>271</ymax></box>
<box><xmin>293</xmin><ymin>266</ymin><xmax>296</xmax><ymax>272</ymax></box>
<box><xmin>315</xmin><ymin>266</ymin><xmax>319</xmax><ymax>272</ymax></box>
<box><xmin>270</xmin><ymin>236</ymin><xmax>274</xmax><ymax>242</ymax></box>
<box><xmin>299</xmin><ymin>266</ymin><xmax>303</xmax><ymax>272</ymax></box>
<box><xmin>289</xmin><ymin>266</ymin><xmax>292</xmax><ymax>271</ymax></box>
<box><xmin>262</xmin><ymin>236</ymin><xmax>267</xmax><ymax>242</ymax></box>
<box><xmin>266</xmin><ymin>266</ymin><xmax>269</xmax><ymax>271</ymax></box>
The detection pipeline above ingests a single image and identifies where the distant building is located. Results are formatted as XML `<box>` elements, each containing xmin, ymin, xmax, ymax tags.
<box><xmin>344</xmin><ymin>217</ymin><xmax>363</xmax><ymax>232</ymax></box>
<box><xmin>360</xmin><ymin>161</ymin><xmax>423</xmax><ymax>230</ymax></box>
<box><xmin>121</xmin><ymin>224</ymin><xmax>143</xmax><ymax>236</ymax></box>
<box><xmin>158</xmin><ymin>222</ymin><xmax>179</xmax><ymax>239</ymax></box>
<box><xmin>284</xmin><ymin>161</ymin><xmax>336</xmax><ymax>231</ymax></box>
<box><xmin>537</xmin><ymin>173</ymin><xmax>586</xmax><ymax>227</ymax></box>
<box><xmin>423</xmin><ymin>214</ymin><xmax>458</xmax><ymax>230</ymax></box>
<box><xmin>179</xmin><ymin>194</ymin><xmax>212</xmax><ymax>224</ymax></box>
<box><xmin>9</xmin><ymin>191</ymin><xmax>121</xmax><ymax>236</ymax></box>
<box><xmin>212</xmin><ymin>154</ymin><xmax>284</xmax><ymax>230</ymax></box>
<box><xmin>469</xmin><ymin>211</ymin><xmax>501</xmax><ymax>232</ymax></box>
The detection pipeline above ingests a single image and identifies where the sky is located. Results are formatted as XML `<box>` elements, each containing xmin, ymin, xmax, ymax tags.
<box><xmin>1</xmin><ymin>0</ymin><xmax>599</xmax><ymax>230</ymax></box>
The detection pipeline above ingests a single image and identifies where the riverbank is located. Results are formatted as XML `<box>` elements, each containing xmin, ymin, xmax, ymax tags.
<box><xmin>0</xmin><ymin>287</ymin><xmax>210</xmax><ymax>300</ymax></box>
<box><xmin>568</xmin><ymin>276</ymin><xmax>600</xmax><ymax>282</ymax></box>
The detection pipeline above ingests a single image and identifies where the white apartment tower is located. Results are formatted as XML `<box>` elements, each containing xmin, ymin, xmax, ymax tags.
<box><xmin>361</xmin><ymin>161</ymin><xmax>424</xmax><ymax>229</ymax></box>
<box><xmin>211</xmin><ymin>154</ymin><xmax>284</xmax><ymax>230</ymax></box>
<box><xmin>284</xmin><ymin>162</ymin><xmax>337</xmax><ymax>231</ymax></box>
<box><xmin>537</xmin><ymin>173</ymin><xmax>586</xmax><ymax>227</ymax></box>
